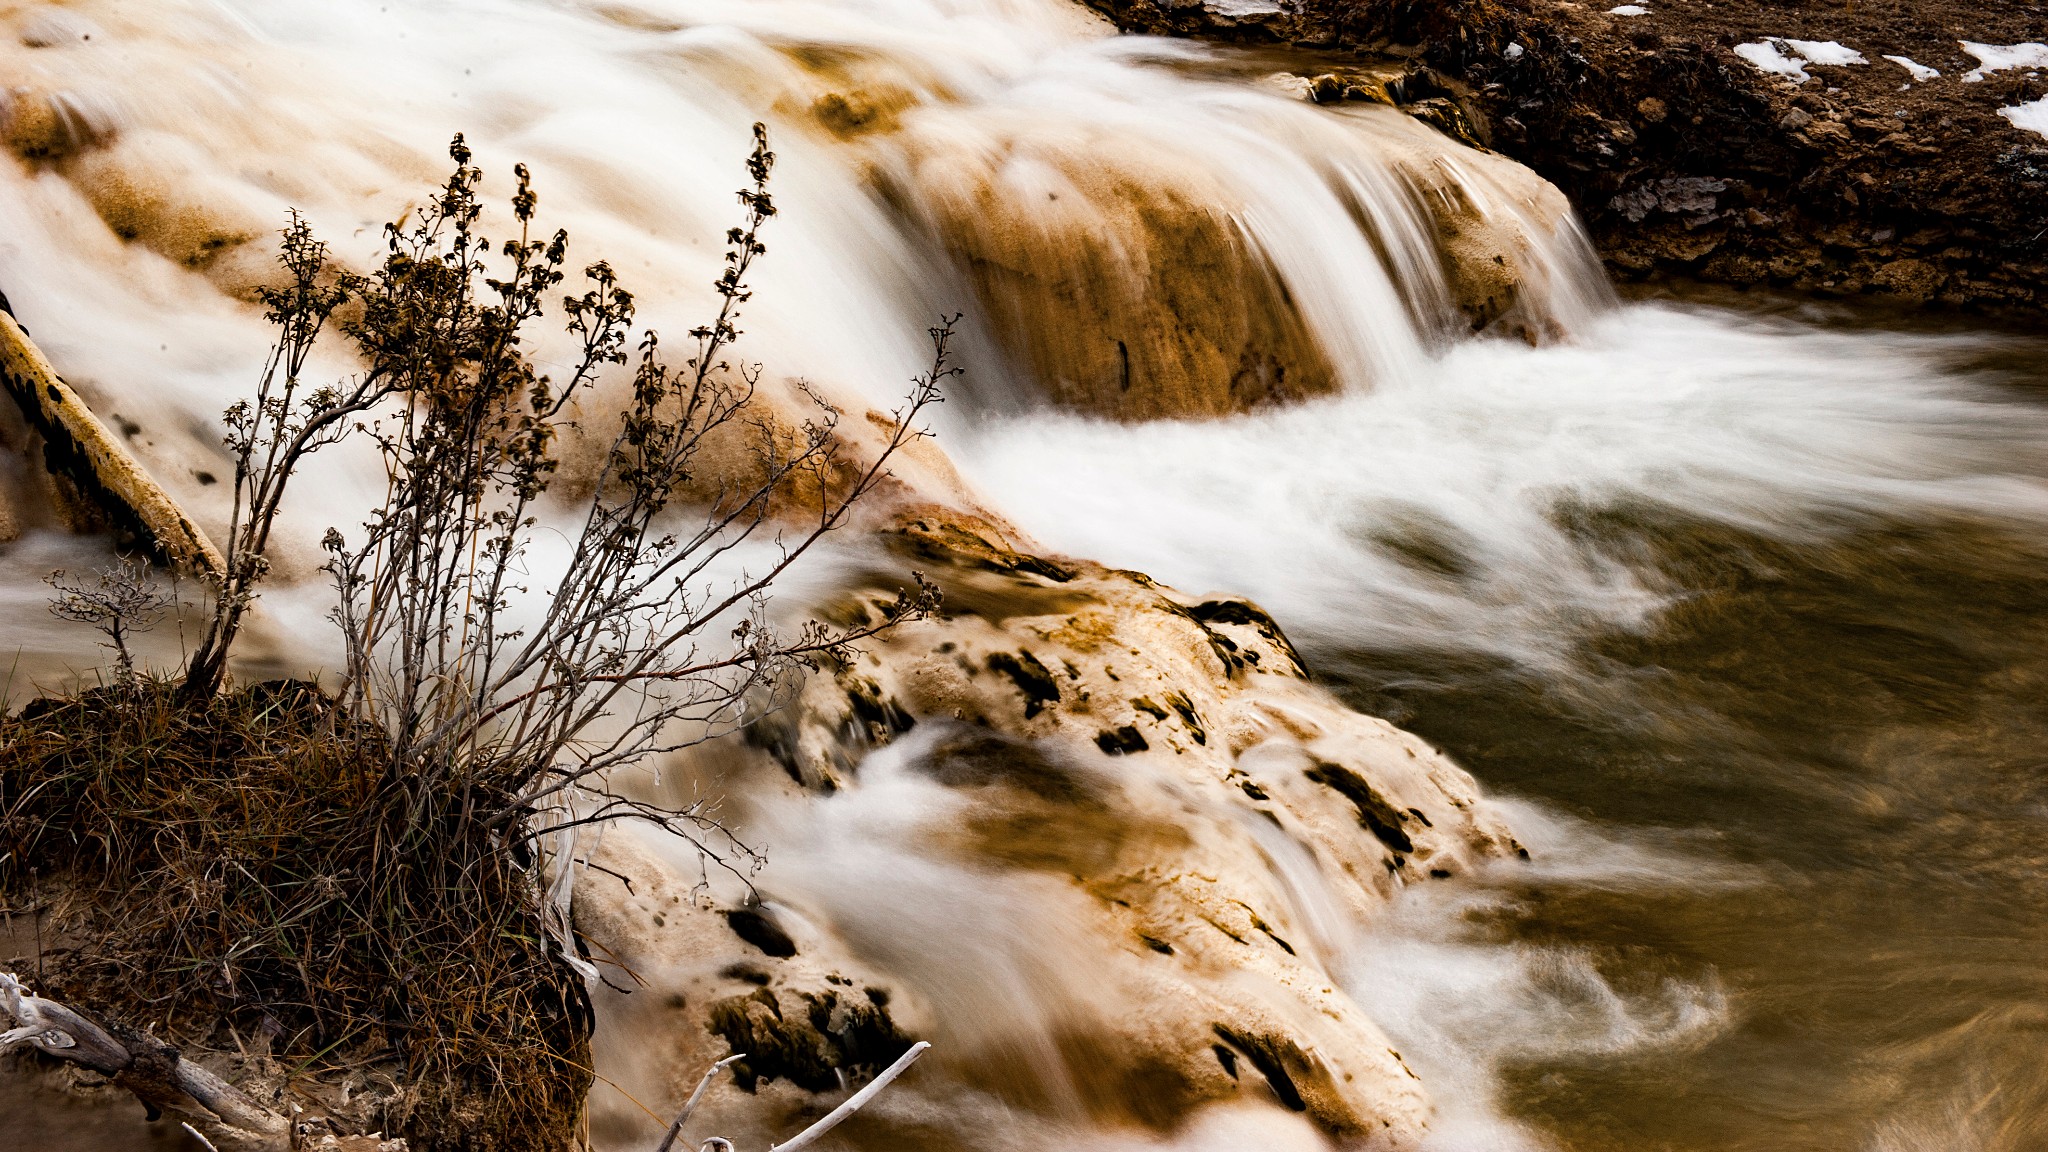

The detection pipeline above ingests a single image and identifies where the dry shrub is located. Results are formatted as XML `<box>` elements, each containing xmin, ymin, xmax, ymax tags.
<box><xmin>5</xmin><ymin>126</ymin><xmax>950</xmax><ymax>1150</ymax></box>
<box><xmin>0</xmin><ymin>677</ymin><xmax>589</xmax><ymax>1149</ymax></box>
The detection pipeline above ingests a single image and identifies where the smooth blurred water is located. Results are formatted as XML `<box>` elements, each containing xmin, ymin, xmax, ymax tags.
<box><xmin>954</xmin><ymin>294</ymin><xmax>2048</xmax><ymax>1150</ymax></box>
<box><xmin>5</xmin><ymin>0</ymin><xmax>2047</xmax><ymax>1147</ymax></box>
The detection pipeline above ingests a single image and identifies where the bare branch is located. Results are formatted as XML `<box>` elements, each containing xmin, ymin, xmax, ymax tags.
<box><xmin>771</xmin><ymin>1041</ymin><xmax>930</xmax><ymax>1152</ymax></box>
<box><xmin>654</xmin><ymin>1052</ymin><xmax>747</xmax><ymax>1152</ymax></box>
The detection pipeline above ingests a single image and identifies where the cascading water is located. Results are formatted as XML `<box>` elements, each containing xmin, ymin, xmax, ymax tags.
<box><xmin>5</xmin><ymin>0</ymin><xmax>2048</xmax><ymax>1150</ymax></box>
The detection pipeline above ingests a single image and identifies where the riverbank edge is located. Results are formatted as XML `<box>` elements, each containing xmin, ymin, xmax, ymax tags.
<box><xmin>1075</xmin><ymin>0</ymin><xmax>2048</xmax><ymax>320</ymax></box>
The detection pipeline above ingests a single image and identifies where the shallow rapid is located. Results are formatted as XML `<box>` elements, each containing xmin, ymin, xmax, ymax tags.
<box><xmin>954</xmin><ymin>295</ymin><xmax>2048</xmax><ymax>1150</ymax></box>
<box><xmin>3</xmin><ymin>0</ymin><xmax>2047</xmax><ymax>1149</ymax></box>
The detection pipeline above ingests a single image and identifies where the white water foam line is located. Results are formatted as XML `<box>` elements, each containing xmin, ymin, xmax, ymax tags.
<box><xmin>950</xmin><ymin>303</ymin><xmax>2048</xmax><ymax>672</ymax></box>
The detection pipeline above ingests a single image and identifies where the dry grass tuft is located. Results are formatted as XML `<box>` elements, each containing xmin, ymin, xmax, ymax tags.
<box><xmin>0</xmin><ymin>676</ymin><xmax>590</xmax><ymax>1151</ymax></box>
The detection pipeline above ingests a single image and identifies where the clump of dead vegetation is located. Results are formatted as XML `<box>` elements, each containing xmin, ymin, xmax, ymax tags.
<box><xmin>1</xmin><ymin>126</ymin><xmax>946</xmax><ymax>1150</ymax></box>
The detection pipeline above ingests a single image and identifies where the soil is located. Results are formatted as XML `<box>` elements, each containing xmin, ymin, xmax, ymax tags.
<box><xmin>1078</xmin><ymin>0</ymin><xmax>2048</xmax><ymax>317</ymax></box>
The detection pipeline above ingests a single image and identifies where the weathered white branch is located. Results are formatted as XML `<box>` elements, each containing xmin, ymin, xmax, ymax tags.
<box><xmin>1</xmin><ymin>972</ymin><xmax>287</xmax><ymax>1149</ymax></box>
<box><xmin>770</xmin><ymin>1041</ymin><xmax>929</xmax><ymax>1152</ymax></box>
<box><xmin>654</xmin><ymin>1052</ymin><xmax>747</xmax><ymax>1152</ymax></box>
<box><xmin>1</xmin><ymin>971</ymin><xmax>131</xmax><ymax>1072</ymax></box>
<box><xmin>658</xmin><ymin>1041</ymin><xmax>929</xmax><ymax>1152</ymax></box>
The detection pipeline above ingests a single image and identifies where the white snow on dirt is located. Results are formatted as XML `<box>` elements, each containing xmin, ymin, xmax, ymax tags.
<box><xmin>1203</xmin><ymin>0</ymin><xmax>1285</xmax><ymax>16</ymax></box>
<box><xmin>1962</xmin><ymin>41</ymin><xmax>2048</xmax><ymax>82</ymax></box>
<box><xmin>1883</xmin><ymin>55</ymin><xmax>1940</xmax><ymax>82</ymax></box>
<box><xmin>2002</xmin><ymin>96</ymin><xmax>2048</xmax><ymax>140</ymax></box>
<box><xmin>1735</xmin><ymin>38</ymin><xmax>1867</xmax><ymax>84</ymax></box>
<box><xmin>1608</xmin><ymin>5</ymin><xmax>1649</xmax><ymax>16</ymax></box>
<box><xmin>1782</xmin><ymin>39</ymin><xmax>1867</xmax><ymax>66</ymax></box>
<box><xmin>1736</xmin><ymin>40</ymin><xmax>1812</xmax><ymax>81</ymax></box>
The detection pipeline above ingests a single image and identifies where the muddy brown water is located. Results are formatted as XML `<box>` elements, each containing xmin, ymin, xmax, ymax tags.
<box><xmin>1326</xmin><ymin>507</ymin><xmax>2048</xmax><ymax>1150</ymax></box>
<box><xmin>0</xmin><ymin>1068</ymin><xmax>204</xmax><ymax>1149</ymax></box>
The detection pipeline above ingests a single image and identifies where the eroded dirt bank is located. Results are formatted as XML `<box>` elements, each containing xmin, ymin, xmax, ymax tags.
<box><xmin>1080</xmin><ymin>0</ymin><xmax>2048</xmax><ymax>316</ymax></box>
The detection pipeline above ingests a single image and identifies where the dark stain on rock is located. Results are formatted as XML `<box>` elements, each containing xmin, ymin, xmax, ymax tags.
<box><xmin>708</xmin><ymin>984</ymin><xmax>915</xmax><ymax>1093</ymax></box>
<box><xmin>916</xmin><ymin>726</ymin><xmax>1101</xmax><ymax>805</ymax></box>
<box><xmin>720</xmin><ymin>963</ymin><xmax>772</xmax><ymax>986</ymax></box>
<box><xmin>724</xmin><ymin>907</ymin><xmax>798</xmax><ymax>958</ymax></box>
<box><xmin>1164</xmin><ymin>691</ymin><xmax>1206</xmax><ymax>745</ymax></box>
<box><xmin>1096</xmin><ymin>725</ymin><xmax>1149</xmax><ymax>755</ymax></box>
<box><xmin>1305</xmin><ymin>759</ymin><xmax>1414</xmax><ymax>854</ymax></box>
<box><xmin>890</xmin><ymin>514</ymin><xmax>1079</xmax><ymax>584</ymax></box>
<box><xmin>1159</xmin><ymin>596</ymin><xmax>1308</xmax><ymax>678</ymax></box>
<box><xmin>987</xmin><ymin>649</ymin><xmax>1061</xmax><ymax>719</ymax></box>
<box><xmin>842</xmin><ymin>674</ymin><xmax>916</xmax><ymax>744</ymax></box>
<box><xmin>1211</xmin><ymin>1024</ymin><xmax>1306</xmax><ymax>1112</ymax></box>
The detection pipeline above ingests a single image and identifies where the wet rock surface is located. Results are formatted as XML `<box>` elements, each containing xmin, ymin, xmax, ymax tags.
<box><xmin>881</xmin><ymin>120</ymin><xmax>1343</xmax><ymax>420</ymax></box>
<box><xmin>1078</xmin><ymin>0</ymin><xmax>2048</xmax><ymax>316</ymax></box>
<box><xmin>575</xmin><ymin>509</ymin><xmax>1526</xmax><ymax>1148</ymax></box>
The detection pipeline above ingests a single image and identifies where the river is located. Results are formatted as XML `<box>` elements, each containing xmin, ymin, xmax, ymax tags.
<box><xmin>3</xmin><ymin>0</ymin><xmax>2045</xmax><ymax>1149</ymax></box>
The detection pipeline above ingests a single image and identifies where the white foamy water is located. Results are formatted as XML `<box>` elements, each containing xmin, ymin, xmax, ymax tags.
<box><xmin>0</xmin><ymin>0</ymin><xmax>1598</xmax><ymax>553</ymax></box>
<box><xmin>7</xmin><ymin>0</ymin><xmax>2046</xmax><ymax>1149</ymax></box>
<box><xmin>952</xmin><ymin>303</ymin><xmax>2048</xmax><ymax>671</ymax></box>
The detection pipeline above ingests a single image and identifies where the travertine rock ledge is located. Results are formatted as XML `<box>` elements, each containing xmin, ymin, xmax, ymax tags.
<box><xmin>574</xmin><ymin>510</ymin><xmax>1524</xmax><ymax>1149</ymax></box>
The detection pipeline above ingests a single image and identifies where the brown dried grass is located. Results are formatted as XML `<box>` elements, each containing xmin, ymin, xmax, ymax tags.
<box><xmin>0</xmin><ymin>676</ymin><xmax>591</xmax><ymax>1151</ymax></box>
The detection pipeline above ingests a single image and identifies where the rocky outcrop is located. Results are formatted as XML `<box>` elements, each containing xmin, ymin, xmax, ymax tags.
<box><xmin>1311</xmin><ymin>100</ymin><xmax>1591</xmax><ymax>338</ymax></box>
<box><xmin>0</xmin><ymin>304</ymin><xmax>224</xmax><ymax>575</ymax></box>
<box><xmin>1078</xmin><ymin>0</ymin><xmax>2048</xmax><ymax>316</ymax></box>
<box><xmin>574</xmin><ymin>510</ymin><xmax>1525</xmax><ymax>1149</ymax></box>
<box><xmin>878</xmin><ymin>122</ymin><xmax>1341</xmax><ymax>421</ymax></box>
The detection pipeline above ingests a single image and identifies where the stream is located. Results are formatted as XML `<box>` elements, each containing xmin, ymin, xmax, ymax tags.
<box><xmin>4</xmin><ymin>0</ymin><xmax>2047</xmax><ymax>1149</ymax></box>
<box><xmin>953</xmin><ymin>292</ymin><xmax>2048</xmax><ymax>1150</ymax></box>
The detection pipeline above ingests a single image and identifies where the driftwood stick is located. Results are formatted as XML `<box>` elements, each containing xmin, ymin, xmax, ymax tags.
<box><xmin>770</xmin><ymin>1041</ymin><xmax>929</xmax><ymax>1152</ymax></box>
<box><xmin>1</xmin><ymin>972</ymin><xmax>288</xmax><ymax>1148</ymax></box>
<box><xmin>654</xmin><ymin>1052</ymin><xmax>746</xmax><ymax>1152</ymax></box>
<box><xmin>0</xmin><ymin>970</ymin><xmax>132</xmax><ymax>1074</ymax></box>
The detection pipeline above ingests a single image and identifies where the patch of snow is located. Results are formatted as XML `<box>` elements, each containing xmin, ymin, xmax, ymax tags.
<box><xmin>1735</xmin><ymin>40</ymin><xmax>1811</xmax><ymax>82</ymax></box>
<box><xmin>1203</xmin><ymin>0</ymin><xmax>1284</xmax><ymax>17</ymax></box>
<box><xmin>1608</xmin><ymin>5</ymin><xmax>1649</xmax><ymax>15</ymax></box>
<box><xmin>1733</xmin><ymin>38</ymin><xmax>1867</xmax><ymax>84</ymax></box>
<box><xmin>1883</xmin><ymin>54</ymin><xmax>1939</xmax><ymax>82</ymax></box>
<box><xmin>2001</xmin><ymin>95</ymin><xmax>2048</xmax><ymax>140</ymax></box>
<box><xmin>1504</xmin><ymin>41</ymin><xmax>1525</xmax><ymax>60</ymax></box>
<box><xmin>1961</xmin><ymin>41</ymin><xmax>2048</xmax><ymax>83</ymax></box>
<box><xmin>1782</xmin><ymin>39</ymin><xmax>1867</xmax><ymax>66</ymax></box>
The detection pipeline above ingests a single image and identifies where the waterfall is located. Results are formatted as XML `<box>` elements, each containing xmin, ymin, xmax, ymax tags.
<box><xmin>7</xmin><ymin>2</ymin><xmax>2048</xmax><ymax>1151</ymax></box>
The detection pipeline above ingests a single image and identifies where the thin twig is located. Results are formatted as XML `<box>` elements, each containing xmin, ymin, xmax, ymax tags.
<box><xmin>654</xmin><ymin>1053</ymin><xmax>747</xmax><ymax>1152</ymax></box>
